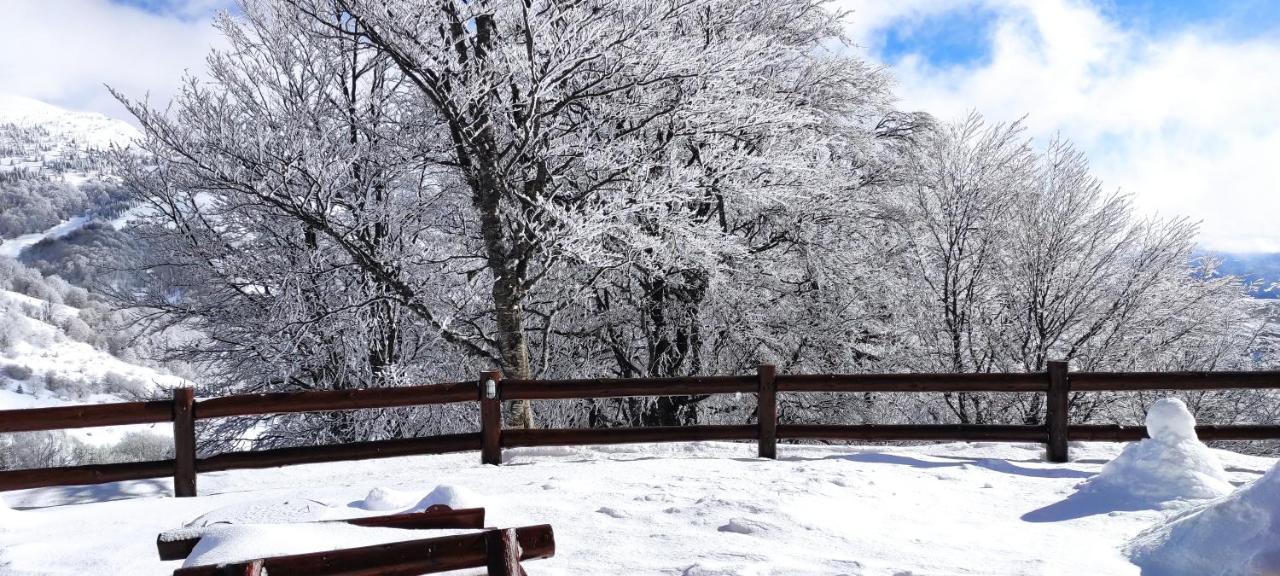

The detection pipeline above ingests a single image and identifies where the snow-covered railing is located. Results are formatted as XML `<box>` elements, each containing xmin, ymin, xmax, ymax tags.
<box><xmin>2</xmin><ymin>363</ymin><xmax>1279</xmax><ymax>497</ymax></box>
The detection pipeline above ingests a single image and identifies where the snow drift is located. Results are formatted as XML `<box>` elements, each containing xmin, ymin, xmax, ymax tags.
<box><xmin>1127</xmin><ymin>460</ymin><xmax>1280</xmax><ymax>576</ymax></box>
<box><xmin>1080</xmin><ymin>398</ymin><xmax>1233</xmax><ymax>502</ymax></box>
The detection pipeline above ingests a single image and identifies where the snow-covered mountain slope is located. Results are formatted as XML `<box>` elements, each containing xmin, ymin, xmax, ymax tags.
<box><xmin>0</xmin><ymin>441</ymin><xmax>1274</xmax><ymax>575</ymax></box>
<box><xmin>0</xmin><ymin>287</ymin><xmax>185</xmax><ymax>446</ymax></box>
<box><xmin>0</xmin><ymin>93</ymin><xmax>138</xmax><ymax>159</ymax></box>
<box><xmin>0</xmin><ymin>94</ymin><xmax>140</xmax><ymax>257</ymax></box>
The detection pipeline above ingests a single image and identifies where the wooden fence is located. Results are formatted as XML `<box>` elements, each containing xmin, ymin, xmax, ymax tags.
<box><xmin>2</xmin><ymin>361</ymin><xmax>1279</xmax><ymax>496</ymax></box>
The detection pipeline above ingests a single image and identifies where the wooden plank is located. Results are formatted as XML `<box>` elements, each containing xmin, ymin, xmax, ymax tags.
<box><xmin>1069</xmin><ymin>424</ymin><xmax>1280</xmax><ymax>442</ymax></box>
<box><xmin>485</xmin><ymin>528</ymin><xmax>520</xmax><ymax>576</ymax></box>
<box><xmin>1070</xmin><ymin>371</ymin><xmax>1280</xmax><ymax>392</ymax></box>
<box><xmin>171</xmin><ymin>524</ymin><xmax>555</xmax><ymax>576</ymax></box>
<box><xmin>0</xmin><ymin>459</ymin><xmax>175</xmax><ymax>492</ymax></box>
<box><xmin>157</xmin><ymin>507</ymin><xmax>488</xmax><ymax>561</ymax></box>
<box><xmin>501</xmin><ymin>375</ymin><xmax>756</xmax><ymax>400</ymax></box>
<box><xmin>195</xmin><ymin>382</ymin><xmax>476</xmax><ymax>419</ymax></box>
<box><xmin>757</xmin><ymin>364</ymin><xmax>777</xmax><ymax>459</ymax></box>
<box><xmin>196</xmin><ymin>433</ymin><xmax>482</xmax><ymax>473</ymax></box>
<box><xmin>1046</xmin><ymin>361</ymin><xmax>1070</xmax><ymax>463</ymax></box>
<box><xmin>775</xmin><ymin>373</ymin><xmax>1048</xmax><ymax>393</ymax></box>
<box><xmin>173</xmin><ymin>387</ymin><xmax>197</xmax><ymax>497</ymax></box>
<box><xmin>777</xmin><ymin>424</ymin><xmax>1048</xmax><ymax>442</ymax></box>
<box><xmin>480</xmin><ymin>371</ymin><xmax>502</xmax><ymax>465</ymax></box>
<box><xmin>502</xmin><ymin>425</ymin><xmax>757</xmax><ymax>448</ymax></box>
<box><xmin>0</xmin><ymin>400</ymin><xmax>172</xmax><ymax>433</ymax></box>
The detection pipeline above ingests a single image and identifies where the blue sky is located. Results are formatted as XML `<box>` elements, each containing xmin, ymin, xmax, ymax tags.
<box><xmin>873</xmin><ymin>0</ymin><xmax>1280</xmax><ymax>68</ymax></box>
<box><xmin>4</xmin><ymin>0</ymin><xmax>1280</xmax><ymax>252</ymax></box>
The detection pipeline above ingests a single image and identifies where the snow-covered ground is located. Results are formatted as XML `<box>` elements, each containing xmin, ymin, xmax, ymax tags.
<box><xmin>1</xmin><ymin>440</ymin><xmax>1274</xmax><ymax>575</ymax></box>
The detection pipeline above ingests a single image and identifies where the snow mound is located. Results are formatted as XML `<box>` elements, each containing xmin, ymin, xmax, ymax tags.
<box><xmin>1127</xmin><ymin>461</ymin><xmax>1280</xmax><ymax>576</ymax></box>
<box><xmin>415</xmin><ymin>485</ymin><xmax>482</xmax><ymax>510</ymax></box>
<box><xmin>357</xmin><ymin>487</ymin><xmax>417</xmax><ymax>511</ymax></box>
<box><xmin>1079</xmin><ymin>398</ymin><xmax>1232</xmax><ymax>503</ymax></box>
<box><xmin>184</xmin><ymin>523</ymin><xmax>460</xmax><ymax>567</ymax></box>
<box><xmin>1146</xmin><ymin>397</ymin><xmax>1199</xmax><ymax>441</ymax></box>
<box><xmin>185</xmin><ymin>498</ymin><xmax>338</xmax><ymax>528</ymax></box>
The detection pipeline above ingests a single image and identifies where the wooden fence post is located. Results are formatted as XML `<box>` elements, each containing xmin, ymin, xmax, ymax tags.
<box><xmin>758</xmin><ymin>364</ymin><xmax>777</xmax><ymax>459</ymax></box>
<box><xmin>485</xmin><ymin>528</ymin><xmax>522</xmax><ymax>576</ymax></box>
<box><xmin>172</xmin><ymin>387</ymin><xmax>197</xmax><ymax>497</ymax></box>
<box><xmin>1046</xmin><ymin>361</ymin><xmax>1070</xmax><ymax>463</ymax></box>
<box><xmin>480</xmin><ymin>371</ymin><xmax>502</xmax><ymax>465</ymax></box>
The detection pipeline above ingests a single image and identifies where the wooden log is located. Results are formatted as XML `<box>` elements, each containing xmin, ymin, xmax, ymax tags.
<box><xmin>1070</xmin><ymin>371</ymin><xmax>1280</xmax><ymax>392</ymax></box>
<box><xmin>757</xmin><ymin>364</ymin><xmax>777</xmax><ymax>459</ymax></box>
<box><xmin>195</xmin><ymin>382</ymin><xmax>476</xmax><ymax>419</ymax></box>
<box><xmin>171</xmin><ymin>524</ymin><xmax>555</xmax><ymax>576</ymax></box>
<box><xmin>485</xmin><ymin>528</ymin><xmax>521</xmax><ymax>576</ymax></box>
<box><xmin>776</xmin><ymin>424</ymin><xmax>1048</xmax><ymax>443</ymax></box>
<box><xmin>1069</xmin><ymin>424</ymin><xmax>1280</xmax><ymax>442</ymax></box>
<box><xmin>216</xmin><ymin>560</ymin><xmax>263</xmax><ymax>576</ymax></box>
<box><xmin>501</xmin><ymin>375</ymin><xmax>756</xmax><ymax>400</ymax></box>
<box><xmin>0</xmin><ymin>400</ymin><xmax>172</xmax><ymax>433</ymax></box>
<box><xmin>775</xmin><ymin>373</ymin><xmax>1048</xmax><ymax>393</ymax></box>
<box><xmin>1046</xmin><ymin>361</ymin><xmax>1070</xmax><ymax>463</ymax></box>
<box><xmin>157</xmin><ymin>507</ymin><xmax>488</xmax><ymax>561</ymax></box>
<box><xmin>480</xmin><ymin>371</ymin><xmax>502</xmax><ymax>466</ymax></box>
<box><xmin>502</xmin><ymin>425</ymin><xmax>758</xmax><ymax>448</ymax></box>
<box><xmin>0</xmin><ymin>459</ymin><xmax>175</xmax><ymax>492</ymax></box>
<box><xmin>197</xmin><ymin>433</ymin><xmax>482</xmax><ymax>473</ymax></box>
<box><xmin>173</xmin><ymin>387</ymin><xmax>197</xmax><ymax>497</ymax></box>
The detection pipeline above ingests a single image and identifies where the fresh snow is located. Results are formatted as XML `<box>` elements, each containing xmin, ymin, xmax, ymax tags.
<box><xmin>1076</xmin><ymin>398</ymin><xmax>1234</xmax><ymax>504</ymax></box>
<box><xmin>1128</xmin><ymin>460</ymin><xmax>1280</xmax><ymax>576</ymax></box>
<box><xmin>185</xmin><ymin>523</ymin><xmax>469</xmax><ymax>567</ymax></box>
<box><xmin>0</xmin><ymin>440</ymin><xmax>1274</xmax><ymax>575</ymax></box>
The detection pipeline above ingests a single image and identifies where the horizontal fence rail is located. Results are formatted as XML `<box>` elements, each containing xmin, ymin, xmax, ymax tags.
<box><xmin>2</xmin><ymin>364</ymin><xmax>1279</xmax><ymax>496</ymax></box>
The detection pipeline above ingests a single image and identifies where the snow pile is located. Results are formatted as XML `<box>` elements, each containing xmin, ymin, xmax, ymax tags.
<box><xmin>1080</xmin><ymin>398</ymin><xmax>1233</xmax><ymax>503</ymax></box>
<box><xmin>1127</xmin><ymin>461</ymin><xmax>1280</xmax><ymax>576</ymax></box>
<box><xmin>184</xmin><ymin>523</ymin><xmax>463</xmax><ymax>567</ymax></box>
<box><xmin>185</xmin><ymin>498</ymin><xmax>340</xmax><ymax>528</ymax></box>
<box><xmin>415</xmin><ymin>484</ymin><xmax>482</xmax><ymax>510</ymax></box>
<box><xmin>357</xmin><ymin>487</ymin><xmax>417</xmax><ymax>511</ymax></box>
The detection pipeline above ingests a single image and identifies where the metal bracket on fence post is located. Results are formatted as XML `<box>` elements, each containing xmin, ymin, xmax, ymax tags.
<box><xmin>1046</xmin><ymin>361</ymin><xmax>1070</xmax><ymax>463</ymax></box>
<box><xmin>172</xmin><ymin>387</ymin><xmax>197</xmax><ymax>497</ymax></box>
<box><xmin>758</xmin><ymin>364</ymin><xmax>777</xmax><ymax>459</ymax></box>
<box><xmin>480</xmin><ymin>371</ymin><xmax>503</xmax><ymax>465</ymax></box>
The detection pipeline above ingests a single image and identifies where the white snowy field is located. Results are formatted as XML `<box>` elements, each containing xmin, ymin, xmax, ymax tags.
<box><xmin>1</xmin><ymin>440</ymin><xmax>1274</xmax><ymax>575</ymax></box>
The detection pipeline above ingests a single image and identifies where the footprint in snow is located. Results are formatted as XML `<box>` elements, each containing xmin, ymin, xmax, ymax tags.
<box><xmin>596</xmin><ymin>506</ymin><xmax>629</xmax><ymax>519</ymax></box>
<box><xmin>718</xmin><ymin>517</ymin><xmax>776</xmax><ymax>535</ymax></box>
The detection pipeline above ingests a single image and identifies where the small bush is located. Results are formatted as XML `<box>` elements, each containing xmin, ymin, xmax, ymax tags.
<box><xmin>2</xmin><ymin>363</ymin><xmax>33</xmax><ymax>381</ymax></box>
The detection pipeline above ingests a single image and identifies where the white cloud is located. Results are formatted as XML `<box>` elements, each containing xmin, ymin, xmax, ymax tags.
<box><xmin>842</xmin><ymin>0</ymin><xmax>1280</xmax><ymax>253</ymax></box>
<box><xmin>1</xmin><ymin>0</ymin><xmax>227</xmax><ymax>123</ymax></box>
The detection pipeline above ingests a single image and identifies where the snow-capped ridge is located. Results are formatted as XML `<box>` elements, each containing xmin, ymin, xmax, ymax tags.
<box><xmin>0</xmin><ymin>93</ymin><xmax>139</xmax><ymax>150</ymax></box>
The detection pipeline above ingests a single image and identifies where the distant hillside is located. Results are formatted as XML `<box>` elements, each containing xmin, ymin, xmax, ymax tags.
<box><xmin>1213</xmin><ymin>253</ymin><xmax>1280</xmax><ymax>299</ymax></box>
<box><xmin>0</xmin><ymin>93</ymin><xmax>139</xmax><ymax>251</ymax></box>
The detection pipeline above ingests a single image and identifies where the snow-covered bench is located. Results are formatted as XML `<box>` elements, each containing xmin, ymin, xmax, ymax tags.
<box><xmin>169</xmin><ymin>524</ymin><xmax>556</xmax><ymax>576</ymax></box>
<box><xmin>156</xmin><ymin>504</ymin><xmax>486</xmax><ymax>561</ymax></box>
